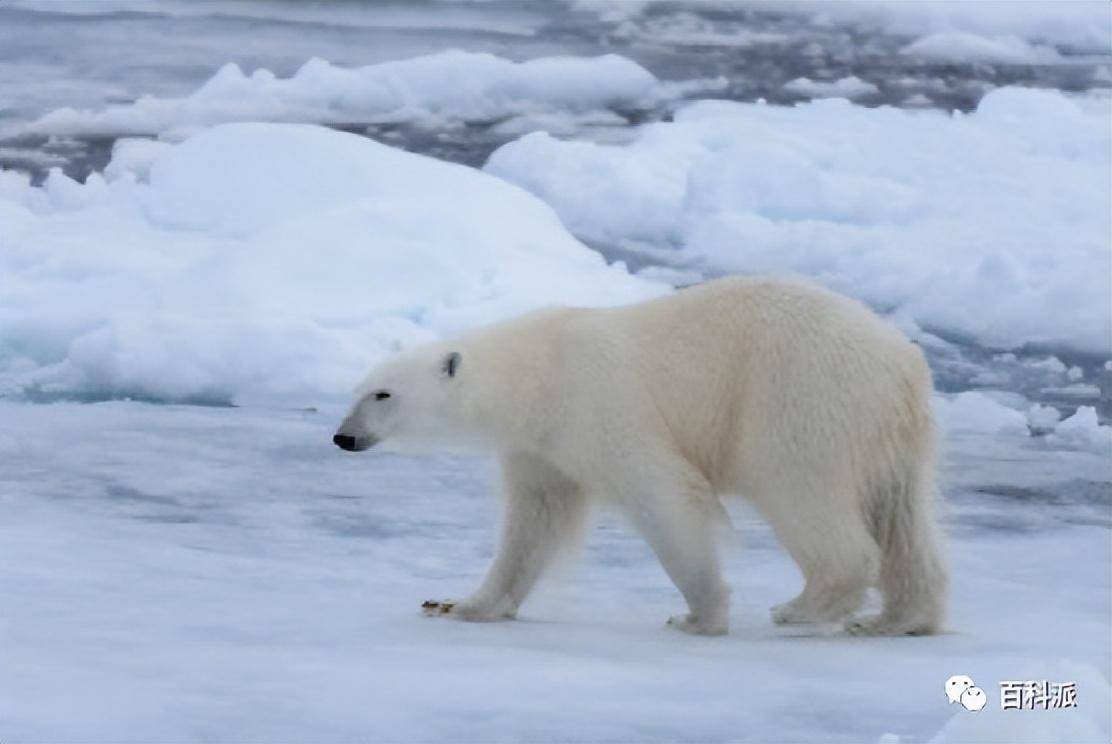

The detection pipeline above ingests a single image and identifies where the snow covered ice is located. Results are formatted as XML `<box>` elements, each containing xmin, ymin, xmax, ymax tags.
<box><xmin>0</xmin><ymin>1</ymin><xmax>1109</xmax><ymax>742</ymax></box>
<box><xmin>0</xmin><ymin>398</ymin><xmax>1108</xmax><ymax>742</ymax></box>
<box><xmin>0</xmin><ymin>123</ymin><xmax>662</xmax><ymax>404</ymax></box>
<box><xmin>783</xmin><ymin>75</ymin><xmax>880</xmax><ymax>100</ymax></box>
<box><xmin>21</xmin><ymin>52</ymin><xmax>660</xmax><ymax>138</ymax></box>
<box><xmin>485</xmin><ymin>86</ymin><xmax>1112</xmax><ymax>354</ymax></box>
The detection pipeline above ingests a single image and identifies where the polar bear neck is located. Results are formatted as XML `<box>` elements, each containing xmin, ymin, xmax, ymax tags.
<box><xmin>451</xmin><ymin>309</ymin><xmax>570</xmax><ymax>452</ymax></box>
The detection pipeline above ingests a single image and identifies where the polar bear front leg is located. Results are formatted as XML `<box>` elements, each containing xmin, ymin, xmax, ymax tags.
<box><xmin>616</xmin><ymin>456</ymin><xmax>730</xmax><ymax>636</ymax></box>
<box><xmin>423</xmin><ymin>452</ymin><xmax>588</xmax><ymax>622</ymax></box>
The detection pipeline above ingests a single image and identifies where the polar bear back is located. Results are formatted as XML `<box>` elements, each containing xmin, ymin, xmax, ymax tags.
<box><xmin>610</xmin><ymin>277</ymin><xmax>931</xmax><ymax>491</ymax></box>
<box><xmin>457</xmin><ymin>276</ymin><xmax>933</xmax><ymax>497</ymax></box>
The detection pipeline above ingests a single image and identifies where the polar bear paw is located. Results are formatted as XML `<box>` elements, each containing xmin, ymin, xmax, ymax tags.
<box><xmin>421</xmin><ymin>599</ymin><xmax>515</xmax><ymax>622</ymax></box>
<box><xmin>770</xmin><ymin>598</ymin><xmax>815</xmax><ymax>625</ymax></box>
<box><xmin>666</xmin><ymin>613</ymin><xmax>728</xmax><ymax>636</ymax></box>
<box><xmin>844</xmin><ymin>614</ymin><xmax>933</xmax><ymax>636</ymax></box>
<box><xmin>421</xmin><ymin>599</ymin><xmax>457</xmax><ymax>617</ymax></box>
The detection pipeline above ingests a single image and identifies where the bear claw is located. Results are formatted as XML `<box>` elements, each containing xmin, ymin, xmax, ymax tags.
<box><xmin>422</xmin><ymin>599</ymin><xmax>516</xmax><ymax>622</ymax></box>
<box><xmin>421</xmin><ymin>600</ymin><xmax>456</xmax><ymax>616</ymax></box>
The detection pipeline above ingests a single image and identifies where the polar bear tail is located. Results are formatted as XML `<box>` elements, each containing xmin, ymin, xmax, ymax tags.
<box><xmin>866</xmin><ymin>443</ymin><xmax>949</xmax><ymax>635</ymax></box>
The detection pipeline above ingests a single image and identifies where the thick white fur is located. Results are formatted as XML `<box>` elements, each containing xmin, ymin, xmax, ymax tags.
<box><xmin>336</xmin><ymin>277</ymin><xmax>949</xmax><ymax>636</ymax></box>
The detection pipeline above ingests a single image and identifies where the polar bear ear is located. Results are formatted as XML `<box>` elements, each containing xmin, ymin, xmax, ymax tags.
<box><xmin>442</xmin><ymin>351</ymin><xmax>462</xmax><ymax>378</ymax></box>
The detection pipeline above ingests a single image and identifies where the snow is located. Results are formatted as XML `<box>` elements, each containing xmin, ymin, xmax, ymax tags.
<box><xmin>772</xmin><ymin>1</ymin><xmax>1112</xmax><ymax>53</ymax></box>
<box><xmin>574</xmin><ymin>1</ymin><xmax>1112</xmax><ymax>53</ymax></box>
<box><xmin>485</xmin><ymin>86</ymin><xmax>1112</xmax><ymax>354</ymax></box>
<box><xmin>609</xmin><ymin>9</ymin><xmax>790</xmax><ymax>48</ymax></box>
<box><xmin>103</xmin><ymin>137</ymin><xmax>173</xmax><ymax>182</ymax></box>
<box><xmin>901</xmin><ymin>33</ymin><xmax>1064</xmax><ymax>65</ymax></box>
<box><xmin>1045</xmin><ymin>384</ymin><xmax>1102</xmax><ymax>400</ymax></box>
<box><xmin>5</xmin><ymin>0</ymin><xmax>544</xmax><ymax>36</ymax></box>
<box><xmin>0</xmin><ymin>399</ymin><xmax>1107</xmax><ymax>742</ymax></box>
<box><xmin>0</xmin><ymin>147</ymin><xmax>66</xmax><ymax>168</ymax></box>
<box><xmin>0</xmin><ymin>123</ymin><xmax>664</xmax><ymax>405</ymax></box>
<box><xmin>0</xmin><ymin>3</ymin><xmax>564</xmax><ymax>131</ymax></box>
<box><xmin>934</xmin><ymin>392</ymin><xmax>1111</xmax><ymax>457</ymax></box>
<box><xmin>1026</xmin><ymin>404</ymin><xmax>1061</xmax><ymax>434</ymax></box>
<box><xmin>784</xmin><ymin>75</ymin><xmax>880</xmax><ymax>99</ymax></box>
<box><xmin>1025</xmin><ymin>356</ymin><xmax>1069</xmax><ymax>375</ymax></box>
<box><xmin>1051</xmin><ymin>407</ymin><xmax>1112</xmax><ymax>454</ymax></box>
<box><xmin>934</xmin><ymin>392</ymin><xmax>1029</xmax><ymax>437</ymax></box>
<box><xmin>19</xmin><ymin>52</ymin><xmax>660</xmax><ymax>138</ymax></box>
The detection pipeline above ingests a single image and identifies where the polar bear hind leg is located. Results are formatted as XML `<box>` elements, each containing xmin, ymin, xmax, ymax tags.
<box><xmin>847</xmin><ymin>465</ymin><xmax>948</xmax><ymax>636</ymax></box>
<box><xmin>769</xmin><ymin>492</ymin><xmax>879</xmax><ymax>627</ymax></box>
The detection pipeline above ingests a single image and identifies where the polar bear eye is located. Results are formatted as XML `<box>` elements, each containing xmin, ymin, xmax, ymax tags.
<box><xmin>374</xmin><ymin>391</ymin><xmax>391</xmax><ymax>401</ymax></box>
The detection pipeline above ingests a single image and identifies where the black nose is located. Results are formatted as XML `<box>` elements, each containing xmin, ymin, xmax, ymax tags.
<box><xmin>333</xmin><ymin>434</ymin><xmax>357</xmax><ymax>451</ymax></box>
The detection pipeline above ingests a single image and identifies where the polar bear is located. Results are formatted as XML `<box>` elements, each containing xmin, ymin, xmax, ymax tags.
<box><xmin>334</xmin><ymin>276</ymin><xmax>948</xmax><ymax>636</ymax></box>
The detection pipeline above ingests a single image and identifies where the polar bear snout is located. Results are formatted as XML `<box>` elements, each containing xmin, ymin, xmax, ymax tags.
<box><xmin>332</xmin><ymin>433</ymin><xmax>377</xmax><ymax>452</ymax></box>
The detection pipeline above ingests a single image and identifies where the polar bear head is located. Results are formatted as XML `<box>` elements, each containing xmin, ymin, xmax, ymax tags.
<box><xmin>333</xmin><ymin>344</ymin><xmax>469</xmax><ymax>452</ymax></box>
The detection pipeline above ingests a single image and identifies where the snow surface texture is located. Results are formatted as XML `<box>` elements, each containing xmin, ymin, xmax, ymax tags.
<box><xmin>0</xmin><ymin>123</ymin><xmax>663</xmax><ymax>404</ymax></box>
<box><xmin>801</xmin><ymin>0</ymin><xmax>1111</xmax><ymax>54</ymax></box>
<box><xmin>589</xmin><ymin>0</ymin><xmax>1112</xmax><ymax>54</ymax></box>
<box><xmin>4</xmin><ymin>0</ymin><xmax>544</xmax><ymax>35</ymax></box>
<box><xmin>784</xmin><ymin>75</ymin><xmax>880</xmax><ymax>99</ymax></box>
<box><xmin>0</xmin><ymin>399</ymin><xmax>1108</xmax><ymax>743</ymax></box>
<box><xmin>900</xmin><ymin>33</ymin><xmax>1065</xmax><ymax>65</ymax></box>
<box><xmin>934</xmin><ymin>391</ymin><xmax>1112</xmax><ymax>454</ymax></box>
<box><xmin>19</xmin><ymin>51</ymin><xmax>660</xmax><ymax>138</ymax></box>
<box><xmin>485</xmin><ymin>87</ymin><xmax>1112</xmax><ymax>354</ymax></box>
<box><xmin>5</xmin><ymin>2</ymin><xmax>1108</xmax><ymax>189</ymax></box>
